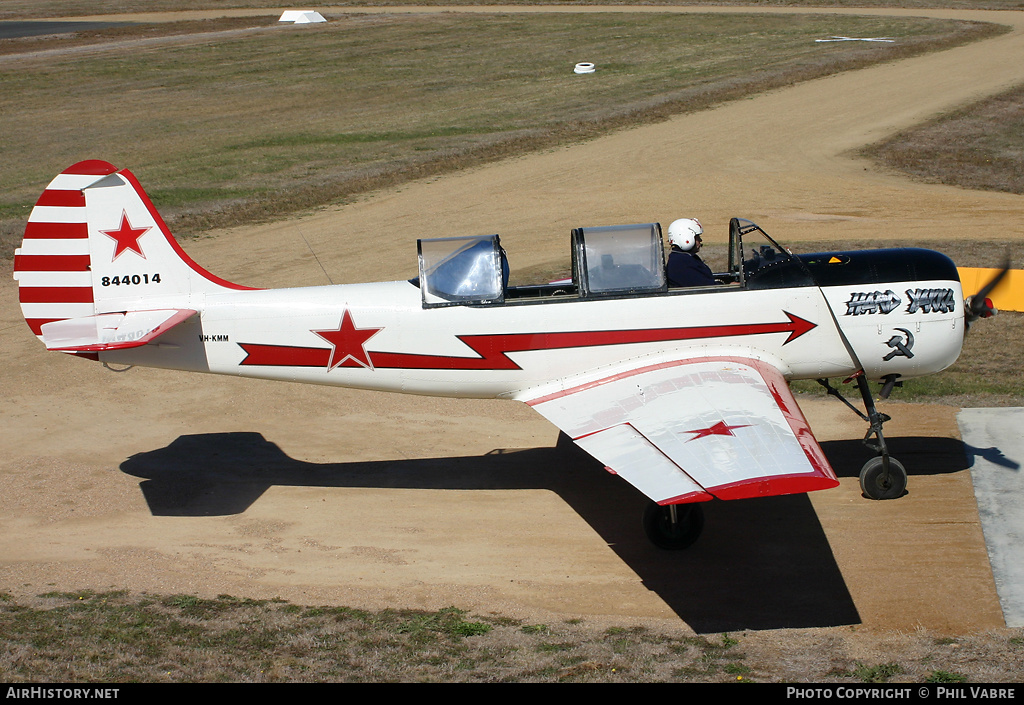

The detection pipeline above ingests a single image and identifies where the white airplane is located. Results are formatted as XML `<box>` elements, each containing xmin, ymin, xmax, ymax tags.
<box><xmin>13</xmin><ymin>160</ymin><xmax>1004</xmax><ymax>549</ymax></box>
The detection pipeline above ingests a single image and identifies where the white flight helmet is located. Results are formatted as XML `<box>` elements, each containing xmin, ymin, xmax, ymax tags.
<box><xmin>668</xmin><ymin>218</ymin><xmax>703</xmax><ymax>252</ymax></box>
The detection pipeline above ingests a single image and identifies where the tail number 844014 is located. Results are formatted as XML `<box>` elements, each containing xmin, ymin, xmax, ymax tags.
<box><xmin>100</xmin><ymin>273</ymin><xmax>161</xmax><ymax>287</ymax></box>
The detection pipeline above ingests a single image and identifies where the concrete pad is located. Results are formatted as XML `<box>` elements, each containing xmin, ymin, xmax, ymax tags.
<box><xmin>279</xmin><ymin>11</ymin><xmax>327</xmax><ymax>24</ymax></box>
<box><xmin>958</xmin><ymin>408</ymin><xmax>1024</xmax><ymax>627</ymax></box>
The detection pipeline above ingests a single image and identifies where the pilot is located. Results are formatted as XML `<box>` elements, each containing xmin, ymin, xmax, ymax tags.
<box><xmin>665</xmin><ymin>218</ymin><xmax>716</xmax><ymax>287</ymax></box>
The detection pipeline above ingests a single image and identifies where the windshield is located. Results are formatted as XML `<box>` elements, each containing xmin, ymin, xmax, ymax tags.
<box><xmin>729</xmin><ymin>218</ymin><xmax>814</xmax><ymax>289</ymax></box>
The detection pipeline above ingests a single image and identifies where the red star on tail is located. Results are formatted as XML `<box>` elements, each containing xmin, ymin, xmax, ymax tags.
<box><xmin>100</xmin><ymin>211</ymin><xmax>150</xmax><ymax>261</ymax></box>
<box><xmin>312</xmin><ymin>310</ymin><xmax>383</xmax><ymax>370</ymax></box>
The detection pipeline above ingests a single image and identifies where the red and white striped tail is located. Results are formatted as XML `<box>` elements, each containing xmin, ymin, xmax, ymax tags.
<box><xmin>14</xmin><ymin>160</ymin><xmax>117</xmax><ymax>340</ymax></box>
<box><xmin>14</xmin><ymin>160</ymin><xmax>255</xmax><ymax>353</ymax></box>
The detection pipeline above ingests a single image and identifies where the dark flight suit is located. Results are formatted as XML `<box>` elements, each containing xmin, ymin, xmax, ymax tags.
<box><xmin>666</xmin><ymin>249</ymin><xmax>716</xmax><ymax>287</ymax></box>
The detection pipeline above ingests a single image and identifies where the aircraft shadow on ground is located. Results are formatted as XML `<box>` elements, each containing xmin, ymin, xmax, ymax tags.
<box><xmin>120</xmin><ymin>432</ymin><xmax>969</xmax><ymax>633</ymax></box>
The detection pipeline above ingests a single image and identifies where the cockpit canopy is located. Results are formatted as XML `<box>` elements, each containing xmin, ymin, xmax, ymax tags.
<box><xmin>415</xmin><ymin>217</ymin><xmax>954</xmax><ymax>308</ymax></box>
<box><xmin>571</xmin><ymin>223</ymin><xmax>667</xmax><ymax>297</ymax></box>
<box><xmin>417</xmin><ymin>224</ymin><xmax>668</xmax><ymax>307</ymax></box>
<box><xmin>417</xmin><ymin>235</ymin><xmax>508</xmax><ymax>307</ymax></box>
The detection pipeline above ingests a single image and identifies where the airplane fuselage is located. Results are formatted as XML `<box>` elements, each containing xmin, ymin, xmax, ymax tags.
<box><xmin>100</xmin><ymin>270</ymin><xmax>964</xmax><ymax>402</ymax></box>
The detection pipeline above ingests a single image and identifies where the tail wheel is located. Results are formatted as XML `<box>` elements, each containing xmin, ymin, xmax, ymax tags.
<box><xmin>859</xmin><ymin>456</ymin><xmax>908</xmax><ymax>500</ymax></box>
<box><xmin>642</xmin><ymin>502</ymin><xmax>704</xmax><ymax>550</ymax></box>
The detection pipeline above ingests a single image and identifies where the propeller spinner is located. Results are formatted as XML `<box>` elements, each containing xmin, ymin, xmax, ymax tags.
<box><xmin>965</xmin><ymin>261</ymin><xmax>1011</xmax><ymax>326</ymax></box>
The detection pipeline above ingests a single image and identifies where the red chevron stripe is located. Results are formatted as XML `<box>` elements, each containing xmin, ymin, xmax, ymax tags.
<box><xmin>238</xmin><ymin>313</ymin><xmax>817</xmax><ymax>371</ymax></box>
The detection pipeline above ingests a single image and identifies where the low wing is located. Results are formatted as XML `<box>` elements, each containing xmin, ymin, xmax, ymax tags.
<box><xmin>40</xmin><ymin>309</ymin><xmax>197</xmax><ymax>352</ymax></box>
<box><xmin>524</xmin><ymin>356</ymin><xmax>837</xmax><ymax>505</ymax></box>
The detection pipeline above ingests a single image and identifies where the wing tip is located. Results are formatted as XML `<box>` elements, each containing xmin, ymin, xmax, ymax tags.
<box><xmin>710</xmin><ymin>474</ymin><xmax>840</xmax><ymax>501</ymax></box>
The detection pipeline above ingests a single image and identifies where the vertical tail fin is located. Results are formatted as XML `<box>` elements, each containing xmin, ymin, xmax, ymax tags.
<box><xmin>14</xmin><ymin>160</ymin><xmax>256</xmax><ymax>351</ymax></box>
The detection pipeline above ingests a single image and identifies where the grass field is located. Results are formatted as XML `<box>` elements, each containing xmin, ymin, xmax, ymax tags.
<box><xmin>2</xmin><ymin>590</ymin><xmax>1021</xmax><ymax>682</ymax></box>
<box><xmin>6</xmin><ymin>0</ymin><xmax>1024</xmax><ymax>20</ymax></box>
<box><xmin>865</xmin><ymin>83</ymin><xmax>1024</xmax><ymax>197</ymax></box>
<box><xmin>0</xmin><ymin>11</ymin><xmax>1004</xmax><ymax>251</ymax></box>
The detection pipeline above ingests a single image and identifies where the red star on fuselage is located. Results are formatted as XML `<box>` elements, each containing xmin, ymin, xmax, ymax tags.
<box><xmin>683</xmin><ymin>420</ymin><xmax>751</xmax><ymax>442</ymax></box>
<box><xmin>312</xmin><ymin>310</ymin><xmax>383</xmax><ymax>370</ymax></box>
<box><xmin>100</xmin><ymin>211</ymin><xmax>151</xmax><ymax>261</ymax></box>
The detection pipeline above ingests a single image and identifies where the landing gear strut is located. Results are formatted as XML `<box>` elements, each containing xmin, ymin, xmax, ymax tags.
<box><xmin>642</xmin><ymin>501</ymin><xmax>705</xmax><ymax>550</ymax></box>
<box><xmin>816</xmin><ymin>374</ymin><xmax>908</xmax><ymax>500</ymax></box>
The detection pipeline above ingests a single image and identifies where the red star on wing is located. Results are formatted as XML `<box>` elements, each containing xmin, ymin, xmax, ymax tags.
<box><xmin>100</xmin><ymin>211</ymin><xmax>151</xmax><ymax>261</ymax></box>
<box><xmin>313</xmin><ymin>310</ymin><xmax>383</xmax><ymax>370</ymax></box>
<box><xmin>683</xmin><ymin>420</ymin><xmax>752</xmax><ymax>442</ymax></box>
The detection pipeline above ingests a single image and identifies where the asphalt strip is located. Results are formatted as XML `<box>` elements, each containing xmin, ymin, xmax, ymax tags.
<box><xmin>0</xmin><ymin>21</ymin><xmax>133</xmax><ymax>39</ymax></box>
<box><xmin>958</xmin><ymin>407</ymin><xmax>1024</xmax><ymax>628</ymax></box>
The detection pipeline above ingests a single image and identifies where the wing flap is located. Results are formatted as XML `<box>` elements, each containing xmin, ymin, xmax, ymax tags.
<box><xmin>40</xmin><ymin>309</ymin><xmax>197</xmax><ymax>352</ymax></box>
<box><xmin>574</xmin><ymin>424</ymin><xmax>713</xmax><ymax>505</ymax></box>
<box><xmin>527</xmin><ymin>356</ymin><xmax>837</xmax><ymax>504</ymax></box>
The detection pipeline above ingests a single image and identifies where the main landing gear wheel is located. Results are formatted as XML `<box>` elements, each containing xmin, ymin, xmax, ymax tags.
<box><xmin>642</xmin><ymin>502</ymin><xmax>704</xmax><ymax>550</ymax></box>
<box><xmin>859</xmin><ymin>456</ymin><xmax>908</xmax><ymax>500</ymax></box>
<box><xmin>817</xmin><ymin>374</ymin><xmax>910</xmax><ymax>501</ymax></box>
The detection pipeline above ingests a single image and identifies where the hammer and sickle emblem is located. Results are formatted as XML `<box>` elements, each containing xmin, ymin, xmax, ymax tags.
<box><xmin>883</xmin><ymin>328</ymin><xmax>915</xmax><ymax>360</ymax></box>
